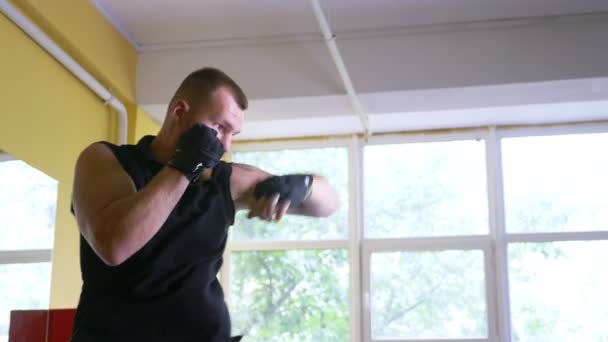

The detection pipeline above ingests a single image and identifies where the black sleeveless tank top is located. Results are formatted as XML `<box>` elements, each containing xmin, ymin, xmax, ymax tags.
<box><xmin>71</xmin><ymin>136</ymin><xmax>235</xmax><ymax>342</ymax></box>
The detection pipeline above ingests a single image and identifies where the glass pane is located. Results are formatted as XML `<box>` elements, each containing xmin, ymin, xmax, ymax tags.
<box><xmin>0</xmin><ymin>160</ymin><xmax>58</xmax><ymax>250</ymax></box>
<box><xmin>230</xmin><ymin>249</ymin><xmax>349</xmax><ymax>341</ymax></box>
<box><xmin>502</xmin><ymin>133</ymin><xmax>608</xmax><ymax>232</ymax></box>
<box><xmin>231</xmin><ymin>147</ymin><xmax>348</xmax><ymax>240</ymax></box>
<box><xmin>0</xmin><ymin>263</ymin><xmax>52</xmax><ymax>342</ymax></box>
<box><xmin>509</xmin><ymin>241</ymin><xmax>608</xmax><ymax>341</ymax></box>
<box><xmin>371</xmin><ymin>250</ymin><xmax>487</xmax><ymax>339</ymax></box>
<box><xmin>364</xmin><ymin>140</ymin><xmax>488</xmax><ymax>238</ymax></box>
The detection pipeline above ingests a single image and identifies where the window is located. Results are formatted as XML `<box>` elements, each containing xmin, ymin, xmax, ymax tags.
<box><xmin>231</xmin><ymin>249</ymin><xmax>349</xmax><ymax>341</ymax></box>
<box><xmin>370</xmin><ymin>250</ymin><xmax>487</xmax><ymax>339</ymax></box>
<box><xmin>225</xmin><ymin>124</ymin><xmax>608</xmax><ymax>342</ymax></box>
<box><xmin>226</xmin><ymin>142</ymin><xmax>351</xmax><ymax>341</ymax></box>
<box><xmin>361</xmin><ymin>134</ymin><xmax>495</xmax><ymax>341</ymax></box>
<box><xmin>501</xmin><ymin>130</ymin><xmax>608</xmax><ymax>342</ymax></box>
<box><xmin>502</xmin><ymin>133</ymin><xmax>608</xmax><ymax>233</ymax></box>
<box><xmin>0</xmin><ymin>156</ymin><xmax>56</xmax><ymax>342</ymax></box>
<box><xmin>364</xmin><ymin>140</ymin><xmax>488</xmax><ymax>238</ymax></box>
<box><xmin>508</xmin><ymin>241</ymin><xmax>608</xmax><ymax>341</ymax></box>
<box><xmin>0</xmin><ymin>263</ymin><xmax>52</xmax><ymax>339</ymax></box>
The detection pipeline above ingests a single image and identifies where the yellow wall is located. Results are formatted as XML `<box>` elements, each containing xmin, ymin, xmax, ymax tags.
<box><xmin>13</xmin><ymin>0</ymin><xmax>137</xmax><ymax>104</ymax></box>
<box><xmin>0</xmin><ymin>14</ymin><xmax>108</xmax><ymax>308</ymax></box>
<box><xmin>135</xmin><ymin>108</ymin><xmax>161</xmax><ymax>141</ymax></box>
<box><xmin>1</xmin><ymin>1</ymin><xmax>140</xmax><ymax>308</ymax></box>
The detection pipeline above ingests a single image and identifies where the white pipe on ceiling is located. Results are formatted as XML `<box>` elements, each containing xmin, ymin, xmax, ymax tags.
<box><xmin>0</xmin><ymin>0</ymin><xmax>128</xmax><ymax>145</ymax></box>
<box><xmin>310</xmin><ymin>0</ymin><xmax>371</xmax><ymax>137</ymax></box>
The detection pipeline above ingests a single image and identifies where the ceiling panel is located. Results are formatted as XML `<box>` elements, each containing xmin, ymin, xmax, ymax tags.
<box><xmin>95</xmin><ymin>0</ymin><xmax>608</xmax><ymax>47</ymax></box>
<box><xmin>94</xmin><ymin>0</ymin><xmax>318</xmax><ymax>46</ymax></box>
<box><xmin>324</xmin><ymin>0</ymin><xmax>608</xmax><ymax>32</ymax></box>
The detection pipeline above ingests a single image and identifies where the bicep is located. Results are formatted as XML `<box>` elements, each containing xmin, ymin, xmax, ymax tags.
<box><xmin>72</xmin><ymin>143</ymin><xmax>136</xmax><ymax>238</ymax></box>
<box><xmin>230</xmin><ymin>163</ymin><xmax>271</xmax><ymax>210</ymax></box>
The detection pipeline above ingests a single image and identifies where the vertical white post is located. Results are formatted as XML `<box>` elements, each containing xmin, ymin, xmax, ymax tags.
<box><xmin>486</xmin><ymin>126</ymin><xmax>512</xmax><ymax>341</ymax></box>
<box><xmin>348</xmin><ymin>135</ymin><xmax>363</xmax><ymax>341</ymax></box>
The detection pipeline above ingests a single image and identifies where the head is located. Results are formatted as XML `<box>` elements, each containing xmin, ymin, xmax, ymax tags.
<box><xmin>161</xmin><ymin>67</ymin><xmax>247</xmax><ymax>152</ymax></box>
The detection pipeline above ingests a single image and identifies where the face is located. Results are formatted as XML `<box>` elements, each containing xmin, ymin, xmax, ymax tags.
<box><xmin>177</xmin><ymin>87</ymin><xmax>243</xmax><ymax>152</ymax></box>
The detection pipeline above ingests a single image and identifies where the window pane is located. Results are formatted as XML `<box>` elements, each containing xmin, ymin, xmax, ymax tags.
<box><xmin>371</xmin><ymin>250</ymin><xmax>487</xmax><ymax>339</ymax></box>
<box><xmin>231</xmin><ymin>147</ymin><xmax>348</xmax><ymax>240</ymax></box>
<box><xmin>0</xmin><ymin>263</ymin><xmax>52</xmax><ymax>342</ymax></box>
<box><xmin>230</xmin><ymin>249</ymin><xmax>349</xmax><ymax>341</ymax></box>
<box><xmin>0</xmin><ymin>160</ymin><xmax>58</xmax><ymax>250</ymax></box>
<box><xmin>364</xmin><ymin>140</ymin><xmax>488</xmax><ymax>238</ymax></box>
<box><xmin>502</xmin><ymin>133</ymin><xmax>608</xmax><ymax>232</ymax></box>
<box><xmin>509</xmin><ymin>241</ymin><xmax>608</xmax><ymax>341</ymax></box>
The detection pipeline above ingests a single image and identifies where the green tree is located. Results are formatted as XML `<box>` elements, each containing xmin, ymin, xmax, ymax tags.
<box><xmin>231</xmin><ymin>250</ymin><xmax>349</xmax><ymax>341</ymax></box>
<box><xmin>229</xmin><ymin>147</ymin><xmax>350</xmax><ymax>341</ymax></box>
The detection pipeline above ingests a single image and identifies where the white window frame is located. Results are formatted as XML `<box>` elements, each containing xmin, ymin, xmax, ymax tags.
<box><xmin>495</xmin><ymin>122</ymin><xmax>608</xmax><ymax>341</ymax></box>
<box><xmin>224</xmin><ymin>121</ymin><xmax>608</xmax><ymax>342</ymax></box>
<box><xmin>361</xmin><ymin>128</ymin><xmax>497</xmax><ymax>342</ymax></box>
<box><xmin>361</xmin><ymin>237</ymin><xmax>496</xmax><ymax>342</ymax></box>
<box><xmin>0</xmin><ymin>249</ymin><xmax>52</xmax><ymax>265</ymax></box>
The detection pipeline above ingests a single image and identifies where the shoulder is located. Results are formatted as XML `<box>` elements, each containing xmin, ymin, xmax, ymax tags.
<box><xmin>74</xmin><ymin>142</ymin><xmax>132</xmax><ymax>188</ymax></box>
<box><xmin>77</xmin><ymin>142</ymin><xmax>117</xmax><ymax>166</ymax></box>
<box><xmin>78</xmin><ymin>141</ymin><xmax>142</xmax><ymax>174</ymax></box>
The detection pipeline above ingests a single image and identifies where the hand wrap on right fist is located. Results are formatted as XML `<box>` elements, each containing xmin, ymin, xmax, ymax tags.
<box><xmin>168</xmin><ymin>124</ymin><xmax>224</xmax><ymax>182</ymax></box>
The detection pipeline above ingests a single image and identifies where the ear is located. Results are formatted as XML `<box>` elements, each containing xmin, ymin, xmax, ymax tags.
<box><xmin>169</xmin><ymin>99</ymin><xmax>191</xmax><ymax>122</ymax></box>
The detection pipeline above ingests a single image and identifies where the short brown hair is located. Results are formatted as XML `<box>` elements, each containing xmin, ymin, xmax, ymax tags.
<box><xmin>170</xmin><ymin>67</ymin><xmax>248</xmax><ymax>111</ymax></box>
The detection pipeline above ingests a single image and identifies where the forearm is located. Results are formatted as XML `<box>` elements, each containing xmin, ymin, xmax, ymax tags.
<box><xmin>94</xmin><ymin>167</ymin><xmax>189</xmax><ymax>265</ymax></box>
<box><xmin>231</xmin><ymin>164</ymin><xmax>340</xmax><ymax>219</ymax></box>
<box><xmin>289</xmin><ymin>175</ymin><xmax>340</xmax><ymax>217</ymax></box>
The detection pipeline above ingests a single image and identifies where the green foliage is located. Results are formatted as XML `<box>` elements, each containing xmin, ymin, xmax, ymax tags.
<box><xmin>371</xmin><ymin>250</ymin><xmax>487</xmax><ymax>338</ymax></box>
<box><xmin>364</xmin><ymin>141</ymin><xmax>488</xmax><ymax>238</ymax></box>
<box><xmin>509</xmin><ymin>241</ymin><xmax>608</xmax><ymax>342</ymax></box>
<box><xmin>230</xmin><ymin>250</ymin><xmax>349</xmax><ymax>341</ymax></box>
<box><xmin>230</xmin><ymin>147</ymin><xmax>350</xmax><ymax>341</ymax></box>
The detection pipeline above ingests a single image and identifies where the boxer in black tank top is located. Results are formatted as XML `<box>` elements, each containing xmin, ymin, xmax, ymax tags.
<box><xmin>72</xmin><ymin>137</ymin><xmax>235</xmax><ymax>341</ymax></box>
<box><xmin>70</xmin><ymin>68</ymin><xmax>340</xmax><ymax>341</ymax></box>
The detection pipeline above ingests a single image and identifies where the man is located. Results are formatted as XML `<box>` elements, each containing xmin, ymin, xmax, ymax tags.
<box><xmin>70</xmin><ymin>68</ymin><xmax>340</xmax><ymax>341</ymax></box>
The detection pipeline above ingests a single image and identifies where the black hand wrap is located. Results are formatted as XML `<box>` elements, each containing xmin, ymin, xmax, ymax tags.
<box><xmin>254</xmin><ymin>174</ymin><xmax>314</xmax><ymax>207</ymax></box>
<box><xmin>168</xmin><ymin>124</ymin><xmax>225</xmax><ymax>182</ymax></box>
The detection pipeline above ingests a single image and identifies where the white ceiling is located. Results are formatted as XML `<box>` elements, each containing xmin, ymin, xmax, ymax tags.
<box><xmin>93</xmin><ymin>0</ymin><xmax>608</xmax><ymax>48</ymax></box>
<box><xmin>90</xmin><ymin>0</ymin><xmax>608</xmax><ymax>140</ymax></box>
